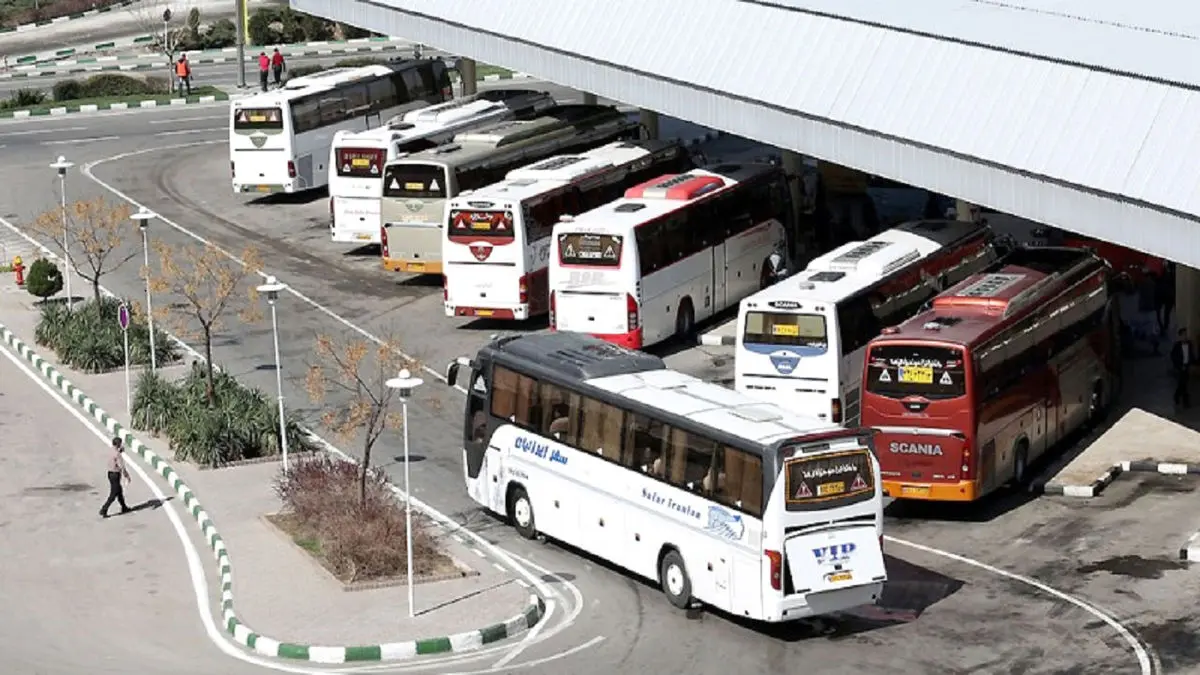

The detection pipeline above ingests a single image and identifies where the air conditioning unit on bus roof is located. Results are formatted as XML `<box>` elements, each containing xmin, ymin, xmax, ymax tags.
<box><xmin>825</xmin><ymin>240</ymin><xmax>920</xmax><ymax>276</ymax></box>
<box><xmin>624</xmin><ymin>173</ymin><xmax>725</xmax><ymax>200</ymax></box>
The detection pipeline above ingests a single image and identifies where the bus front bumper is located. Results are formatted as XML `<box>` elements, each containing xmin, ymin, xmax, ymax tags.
<box><xmin>883</xmin><ymin>479</ymin><xmax>980</xmax><ymax>502</ymax></box>
<box><xmin>383</xmin><ymin>258</ymin><xmax>442</xmax><ymax>275</ymax></box>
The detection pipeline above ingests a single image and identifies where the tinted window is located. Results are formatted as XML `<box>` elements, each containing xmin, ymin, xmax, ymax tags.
<box><xmin>836</xmin><ymin>295</ymin><xmax>882</xmax><ymax>355</ymax></box>
<box><xmin>448</xmin><ymin>209</ymin><xmax>514</xmax><ymax>239</ymax></box>
<box><xmin>343</xmin><ymin>84</ymin><xmax>370</xmax><ymax>116</ymax></box>
<box><xmin>290</xmin><ymin>98</ymin><xmax>321</xmax><ymax>134</ymax></box>
<box><xmin>234</xmin><ymin>107</ymin><xmax>283</xmax><ymax>130</ymax></box>
<box><xmin>368</xmin><ymin>79</ymin><xmax>398</xmax><ymax>110</ymax></box>
<box><xmin>558</xmin><ymin>233</ymin><xmax>622</xmax><ymax>267</ymax></box>
<box><xmin>401</xmin><ymin>69</ymin><xmax>428</xmax><ymax>100</ymax></box>
<box><xmin>335</xmin><ymin>147</ymin><xmax>385</xmax><ymax>178</ymax></box>
<box><xmin>527</xmin><ymin>191</ymin><xmax>580</xmax><ymax>242</ymax></box>
<box><xmin>866</xmin><ymin>344</ymin><xmax>966</xmax><ymax>399</ymax></box>
<box><xmin>743</xmin><ymin>312</ymin><xmax>828</xmax><ymax>349</ymax></box>
<box><xmin>383</xmin><ymin>164</ymin><xmax>447</xmax><ymax>199</ymax></box>
<box><xmin>318</xmin><ymin>94</ymin><xmax>346</xmax><ymax>124</ymax></box>
<box><xmin>783</xmin><ymin>448</ymin><xmax>874</xmax><ymax>512</ymax></box>
<box><xmin>713</xmin><ymin>446</ymin><xmax>763</xmax><ymax>517</ymax></box>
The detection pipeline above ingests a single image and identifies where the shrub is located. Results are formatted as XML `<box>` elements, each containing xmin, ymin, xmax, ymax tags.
<box><xmin>334</xmin><ymin>57</ymin><xmax>385</xmax><ymax>68</ymax></box>
<box><xmin>131</xmin><ymin>369</ymin><xmax>177</xmax><ymax>435</ymax></box>
<box><xmin>35</xmin><ymin>297</ymin><xmax>178</xmax><ymax>372</ymax></box>
<box><xmin>143</xmin><ymin>75</ymin><xmax>169</xmax><ymax>95</ymax></box>
<box><xmin>203</xmin><ymin>18</ymin><xmax>238</xmax><ymax>50</ymax></box>
<box><xmin>25</xmin><ymin>258</ymin><xmax>63</xmax><ymax>301</ymax></box>
<box><xmin>82</xmin><ymin>73</ymin><xmax>150</xmax><ymax>98</ymax></box>
<box><xmin>287</xmin><ymin>64</ymin><xmax>325</xmax><ymax>78</ymax></box>
<box><xmin>274</xmin><ymin>456</ymin><xmax>444</xmax><ymax>582</ymax></box>
<box><xmin>1</xmin><ymin>87</ymin><xmax>47</xmax><ymax>110</ymax></box>
<box><xmin>52</xmin><ymin>79</ymin><xmax>85</xmax><ymax>102</ymax></box>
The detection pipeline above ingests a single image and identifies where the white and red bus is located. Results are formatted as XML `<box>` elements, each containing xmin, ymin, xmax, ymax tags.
<box><xmin>860</xmin><ymin>246</ymin><xmax>1121</xmax><ymax>502</ymax></box>
<box><xmin>327</xmin><ymin>90</ymin><xmax>555</xmax><ymax>244</ymax></box>
<box><xmin>443</xmin><ymin>140</ymin><xmax>695</xmax><ymax>321</ymax></box>
<box><xmin>549</xmin><ymin>164</ymin><xmax>795</xmax><ymax>349</ymax></box>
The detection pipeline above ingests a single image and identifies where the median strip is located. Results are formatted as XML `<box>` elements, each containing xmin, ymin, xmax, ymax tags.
<box><xmin>0</xmin><ymin>0</ymin><xmax>137</xmax><ymax>35</ymax></box>
<box><xmin>0</xmin><ymin>322</ymin><xmax>546</xmax><ymax>663</ymax></box>
<box><xmin>0</xmin><ymin>89</ymin><xmax>229</xmax><ymax>118</ymax></box>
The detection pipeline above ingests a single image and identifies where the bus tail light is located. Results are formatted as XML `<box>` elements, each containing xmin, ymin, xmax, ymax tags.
<box><xmin>380</xmin><ymin>226</ymin><xmax>390</xmax><ymax>259</ymax></box>
<box><xmin>229</xmin><ymin>161</ymin><xmax>235</xmax><ymax>179</ymax></box>
<box><xmin>549</xmin><ymin>290</ymin><xmax>557</xmax><ymax>329</ymax></box>
<box><xmin>287</xmin><ymin>161</ymin><xmax>296</xmax><ymax>179</ymax></box>
<box><xmin>518</xmin><ymin>274</ymin><xmax>529</xmax><ymax>304</ymax></box>
<box><xmin>443</xmin><ymin>275</ymin><xmax>448</xmax><ymax>301</ymax></box>
<box><xmin>765</xmin><ymin>549</ymin><xmax>783</xmax><ymax>591</ymax></box>
<box><xmin>831</xmin><ymin>398</ymin><xmax>843</xmax><ymax>424</ymax></box>
<box><xmin>626</xmin><ymin>293</ymin><xmax>639</xmax><ymax>332</ymax></box>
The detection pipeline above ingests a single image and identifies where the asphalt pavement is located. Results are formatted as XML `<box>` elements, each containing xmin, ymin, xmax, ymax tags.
<box><xmin>0</xmin><ymin>81</ymin><xmax>1197</xmax><ymax>674</ymax></box>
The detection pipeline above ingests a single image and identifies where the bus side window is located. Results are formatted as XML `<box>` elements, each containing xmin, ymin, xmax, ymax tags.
<box><xmin>679</xmin><ymin>432</ymin><xmax>716</xmax><ymax>493</ymax></box>
<box><xmin>716</xmin><ymin>446</ymin><xmax>763</xmax><ymax>517</ymax></box>
<box><xmin>468</xmin><ymin>390</ymin><xmax>487</xmax><ymax>443</ymax></box>
<box><xmin>577</xmin><ymin>396</ymin><xmax>623</xmax><ymax>459</ymax></box>
<box><xmin>627</xmin><ymin>414</ymin><xmax>666</xmax><ymax>475</ymax></box>
<box><xmin>490</xmin><ymin>365</ymin><xmax>520</xmax><ymax>421</ymax></box>
<box><xmin>538</xmin><ymin>381</ymin><xmax>579</xmax><ymax>445</ymax></box>
<box><xmin>514</xmin><ymin>373</ymin><xmax>539</xmax><ymax>429</ymax></box>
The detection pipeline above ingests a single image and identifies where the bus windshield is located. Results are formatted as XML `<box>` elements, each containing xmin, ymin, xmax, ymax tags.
<box><xmin>782</xmin><ymin>447</ymin><xmax>875</xmax><ymax>511</ymax></box>
<box><xmin>233</xmin><ymin>107</ymin><xmax>283</xmax><ymax>130</ymax></box>
<box><xmin>383</xmin><ymin>164</ymin><xmax>447</xmax><ymax>199</ymax></box>
<box><xmin>335</xmin><ymin>147</ymin><xmax>385</xmax><ymax>178</ymax></box>
<box><xmin>743</xmin><ymin>312</ymin><xmax>828</xmax><ymax>349</ymax></box>
<box><xmin>557</xmin><ymin>232</ymin><xmax>623</xmax><ymax>267</ymax></box>
<box><xmin>865</xmin><ymin>344</ymin><xmax>965</xmax><ymax>399</ymax></box>
<box><xmin>449</xmin><ymin>209</ymin><xmax>515</xmax><ymax>239</ymax></box>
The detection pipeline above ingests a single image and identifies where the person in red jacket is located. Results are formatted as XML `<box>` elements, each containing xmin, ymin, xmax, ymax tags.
<box><xmin>257</xmin><ymin>51</ymin><xmax>270</xmax><ymax>92</ymax></box>
<box><xmin>271</xmin><ymin>48</ymin><xmax>286</xmax><ymax>87</ymax></box>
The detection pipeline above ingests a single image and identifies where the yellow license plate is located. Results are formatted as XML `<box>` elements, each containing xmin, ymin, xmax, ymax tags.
<box><xmin>827</xmin><ymin>572</ymin><xmax>853</xmax><ymax>583</ymax></box>
<box><xmin>899</xmin><ymin>365</ymin><xmax>933</xmax><ymax>384</ymax></box>
<box><xmin>817</xmin><ymin>481</ymin><xmax>844</xmax><ymax>496</ymax></box>
<box><xmin>901</xmin><ymin>485</ymin><xmax>930</xmax><ymax>497</ymax></box>
<box><xmin>476</xmin><ymin>309</ymin><xmax>493</xmax><ymax>317</ymax></box>
<box><xmin>405</xmin><ymin>182</ymin><xmax>423</xmax><ymax>191</ymax></box>
<box><xmin>470</xmin><ymin>221</ymin><xmax>491</xmax><ymax>230</ymax></box>
<box><xmin>352</xmin><ymin>158</ymin><xmax>369</xmax><ymax>167</ymax></box>
<box><xmin>255</xmin><ymin>185</ymin><xmax>271</xmax><ymax>193</ymax></box>
<box><xmin>772</xmin><ymin>324</ymin><xmax>799</xmax><ymax>337</ymax></box>
<box><xmin>355</xmin><ymin>233</ymin><xmax>372</xmax><ymax>241</ymax></box>
<box><xmin>407</xmin><ymin>262</ymin><xmax>425</xmax><ymax>273</ymax></box>
<box><xmin>249</xmin><ymin>115</ymin><xmax>265</xmax><ymax>123</ymax></box>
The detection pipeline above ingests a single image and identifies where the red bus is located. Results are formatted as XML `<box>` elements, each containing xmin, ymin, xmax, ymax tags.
<box><xmin>859</xmin><ymin>247</ymin><xmax>1121</xmax><ymax>502</ymax></box>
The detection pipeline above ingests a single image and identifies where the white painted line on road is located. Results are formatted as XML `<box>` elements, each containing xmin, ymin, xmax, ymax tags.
<box><xmin>451</xmin><ymin>534</ymin><xmax>466</xmax><ymax>544</ymax></box>
<box><xmin>0</xmin><ymin>125</ymin><xmax>86</xmax><ymax>137</ymax></box>
<box><xmin>515</xmin><ymin>579</ymin><xmax>530</xmax><ymax>588</ymax></box>
<box><xmin>42</xmin><ymin>135</ymin><xmax>119</xmax><ymax>145</ymax></box>
<box><xmin>492</xmin><ymin>563</ymin><xmax>507</xmax><ymax>573</ymax></box>
<box><xmin>155</xmin><ymin>127</ymin><xmax>225</xmax><ymax>136</ymax></box>
<box><xmin>471</xmin><ymin>547</ymin><xmax>487</xmax><ymax>558</ymax></box>
<box><xmin>885</xmin><ymin>535</ymin><xmax>1155</xmax><ymax>675</ymax></box>
<box><xmin>149</xmin><ymin>115</ymin><xmax>227</xmax><ymax>124</ymax></box>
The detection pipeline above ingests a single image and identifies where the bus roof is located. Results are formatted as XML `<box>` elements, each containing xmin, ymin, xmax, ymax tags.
<box><xmin>447</xmin><ymin>139</ymin><xmax>685</xmax><ymax>207</ymax></box>
<box><xmin>744</xmin><ymin>219</ymin><xmax>989</xmax><ymax>306</ymax></box>
<box><xmin>234</xmin><ymin>62</ymin><xmax>421</xmax><ymax>108</ymax></box>
<box><xmin>554</xmin><ymin>163</ymin><xmax>778</xmax><ymax>232</ymax></box>
<box><xmin>384</xmin><ymin>105</ymin><xmax>637</xmax><ymax>171</ymax></box>
<box><xmin>481</xmin><ymin>332</ymin><xmax>844</xmax><ymax>452</ymax></box>
<box><xmin>871</xmin><ymin>246</ymin><xmax>1108</xmax><ymax>348</ymax></box>
<box><xmin>331</xmin><ymin>90</ymin><xmax>555</xmax><ymax>149</ymax></box>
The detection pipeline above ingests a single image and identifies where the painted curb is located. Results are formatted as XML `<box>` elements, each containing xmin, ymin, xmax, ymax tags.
<box><xmin>0</xmin><ymin>0</ymin><xmax>136</xmax><ymax>35</ymax></box>
<box><xmin>8</xmin><ymin>34</ymin><xmax>155</xmax><ymax>66</ymax></box>
<box><xmin>698</xmin><ymin>332</ymin><xmax>736</xmax><ymax>347</ymax></box>
<box><xmin>12</xmin><ymin>37</ymin><xmax>411</xmax><ymax>70</ymax></box>
<box><xmin>0</xmin><ymin>323</ymin><xmax>546</xmax><ymax>663</ymax></box>
<box><xmin>1036</xmin><ymin>459</ymin><xmax>1200</xmax><ymax>498</ymax></box>
<box><xmin>0</xmin><ymin>92</ymin><xmax>227</xmax><ymax>118</ymax></box>
<box><xmin>1180</xmin><ymin>531</ymin><xmax>1200</xmax><ymax>562</ymax></box>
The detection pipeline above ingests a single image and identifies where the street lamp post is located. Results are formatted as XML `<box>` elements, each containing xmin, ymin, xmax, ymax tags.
<box><xmin>131</xmin><ymin>207</ymin><xmax>158</xmax><ymax>372</ymax></box>
<box><xmin>386</xmin><ymin>369</ymin><xmax>423</xmax><ymax>619</ymax></box>
<box><xmin>49</xmin><ymin>156</ymin><xmax>74</xmax><ymax>309</ymax></box>
<box><xmin>257</xmin><ymin>275</ymin><xmax>289</xmax><ymax>471</ymax></box>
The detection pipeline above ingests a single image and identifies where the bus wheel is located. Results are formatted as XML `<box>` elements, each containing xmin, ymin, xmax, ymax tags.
<box><xmin>1012</xmin><ymin>444</ymin><xmax>1029</xmax><ymax>489</ymax></box>
<box><xmin>508</xmin><ymin>486</ymin><xmax>537</xmax><ymax>540</ymax></box>
<box><xmin>659</xmin><ymin>549</ymin><xmax>693</xmax><ymax>610</ymax></box>
<box><xmin>675</xmin><ymin>300</ymin><xmax>695</xmax><ymax>341</ymax></box>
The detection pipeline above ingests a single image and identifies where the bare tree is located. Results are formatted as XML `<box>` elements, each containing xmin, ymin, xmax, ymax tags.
<box><xmin>305</xmin><ymin>334</ymin><xmax>415</xmax><ymax>505</ymax></box>
<box><xmin>32</xmin><ymin>197</ymin><xmax>136</xmax><ymax>305</ymax></box>
<box><xmin>126</xmin><ymin>0</ymin><xmax>197</xmax><ymax>87</ymax></box>
<box><xmin>149</xmin><ymin>242</ymin><xmax>262</xmax><ymax>404</ymax></box>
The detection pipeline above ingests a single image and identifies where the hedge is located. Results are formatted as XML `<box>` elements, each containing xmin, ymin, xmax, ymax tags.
<box><xmin>35</xmin><ymin>297</ymin><xmax>179</xmax><ymax>373</ymax></box>
<box><xmin>51</xmin><ymin>74</ymin><xmax>161</xmax><ymax>102</ymax></box>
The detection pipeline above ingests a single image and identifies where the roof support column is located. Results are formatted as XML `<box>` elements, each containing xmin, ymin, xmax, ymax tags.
<box><xmin>1176</xmin><ymin>264</ymin><xmax>1199</xmax><ymax>343</ymax></box>
<box><xmin>458</xmin><ymin>58</ymin><xmax>477</xmax><ymax>96</ymax></box>
<box><xmin>582</xmin><ymin>92</ymin><xmax>597</xmax><ymax>105</ymax></box>
<box><xmin>955</xmin><ymin>199</ymin><xmax>980</xmax><ymax>223</ymax></box>
<box><xmin>781</xmin><ymin>151</ymin><xmax>809</xmax><ymax>258</ymax></box>
<box><xmin>640</xmin><ymin>109</ymin><xmax>659</xmax><ymax>140</ymax></box>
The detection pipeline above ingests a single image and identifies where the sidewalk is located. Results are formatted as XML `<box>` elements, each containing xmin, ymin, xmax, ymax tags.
<box><xmin>0</xmin><ymin>284</ymin><xmax>544</xmax><ymax>661</ymax></box>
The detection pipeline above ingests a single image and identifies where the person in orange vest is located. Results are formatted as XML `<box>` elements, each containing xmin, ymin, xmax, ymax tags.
<box><xmin>174</xmin><ymin>53</ymin><xmax>192</xmax><ymax>95</ymax></box>
<box><xmin>258</xmin><ymin>51</ymin><xmax>270</xmax><ymax>92</ymax></box>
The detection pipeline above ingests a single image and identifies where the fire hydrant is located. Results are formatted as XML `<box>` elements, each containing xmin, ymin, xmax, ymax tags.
<box><xmin>12</xmin><ymin>256</ymin><xmax>23</xmax><ymax>287</ymax></box>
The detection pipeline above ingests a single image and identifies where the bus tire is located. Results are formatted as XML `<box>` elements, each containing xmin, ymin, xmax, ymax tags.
<box><xmin>659</xmin><ymin>549</ymin><xmax>693</xmax><ymax>610</ymax></box>
<box><xmin>675</xmin><ymin>300</ymin><xmax>695</xmax><ymax>340</ymax></box>
<box><xmin>1012</xmin><ymin>443</ymin><xmax>1030</xmax><ymax>489</ymax></box>
<box><xmin>508</xmin><ymin>486</ymin><xmax>537</xmax><ymax>540</ymax></box>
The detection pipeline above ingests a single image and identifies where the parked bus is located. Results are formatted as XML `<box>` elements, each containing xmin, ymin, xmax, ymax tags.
<box><xmin>443</xmin><ymin>140</ymin><xmax>695</xmax><ymax>320</ymax></box>
<box><xmin>549</xmin><ymin>164</ymin><xmax>794</xmax><ymax>350</ymax></box>
<box><xmin>444</xmin><ymin>332</ymin><xmax>886</xmax><ymax>621</ymax></box>
<box><xmin>861</xmin><ymin>247</ymin><xmax>1120</xmax><ymax>502</ymax></box>
<box><xmin>327</xmin><ymin>89</ymin><xmax>555</xmax><ymax>244</ymax></box>
<box><xmin>379</xmin><ymin>105</ymin><xmax>641</xmax><ymax>275</ymax></box>
<box><xmin>230</xmin><ymin>60</ymin><xmax>452</xmax><ymax>195</ymax></box>
<box><xmin>734</xmin><ymin>220</ymin><xmax>998</xmax><ymax>427</ymax></box>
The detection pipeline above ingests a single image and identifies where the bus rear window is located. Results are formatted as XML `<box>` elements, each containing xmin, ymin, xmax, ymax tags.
<box><xmin>233</xmin><ymin>107</ymin><xmax>283</xmax><ymax>130</ymax></box>
<box><xmin>866</xmin><ymin>344</ymin><xmax>966</xmax><ymax>399</ymax></box>
<box><xmin>743</xmin><ymin>312</ymin><xmax>827</xmax><ymax>349</ymax></box>
<box><xmin>449</xmin><ymin>210</ymin><xmax>514</xmax><ymax>239</ymax></box>
<box><xmin>383</xmin><ymin>164</ymin><xmax>446</xmax><ymax>199</ymax></box>
<box><xmin>558</xmin><ymin>233</ymin><xmax>622</xmax><ymax>267</ymax></box>
<box><xmin>783</xmin><ymin>449</ymin><xmax>875</xmax><ymax>511</ymax></box>
<box><xmin>336</xmin><ymin>147</ymin><xmax>384</xmax><ymax>177</ymax></box>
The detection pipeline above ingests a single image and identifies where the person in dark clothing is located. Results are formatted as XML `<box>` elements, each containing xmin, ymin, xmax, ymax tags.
<box><xmin>99</xmin><ymin>437</ymin><xmax>131</xmax><ymax>518</ymax></box>
<box><xmin>1170</xmin><ymin>328</ymin><xmax>1193</xmax><ymax>409</ymax></box>
<box><xmin>1156</xmin><ymin>262</ymin><xmax>1176</xmax><ymax>336</ymax></box>
<box><xmin>271</xmin><ymin>48</ymin><xmax>285</xmax><ymax>87</ymax></box>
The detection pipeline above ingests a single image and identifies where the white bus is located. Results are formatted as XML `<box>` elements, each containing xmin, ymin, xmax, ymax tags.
<box><xmin>445</xmin><ymin>332</ymin><xmax>886</xmax><ymax>622</ymax></box>
<box><xmin>327</xmin><ymin>89</ymin><xmax>556</xmax><ymax>244</ymax></box>
<box><xmin>379</xmin><ymin>105</ymin><xmax>641</xmax><ymax>275</ymax></box>
<box><xmin>549</xmin><ymin>164</ymin><xmax>794</xmax><ymax>350</ymax></box>
<box><xmin>443</xmin><ymin>140</ymin><xmax>695</xmax><ymax>321</ymax></box>
<box><xmin>229</xmin><ymin>60</ymin><xmax>452</xmax><ymax>195</ymax></box>
<box><xmin>734</xmin><ymin>219</ymin><xmax>997</xmax><ymax>426</ymax></box>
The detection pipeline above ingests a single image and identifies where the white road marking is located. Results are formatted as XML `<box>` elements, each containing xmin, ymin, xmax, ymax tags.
<box><xmin>155</xmin><ymin>127</ymin><xmax>225</xmax><ymax>136</ymax></box>
<box><xmin>885</xmin><ymin>535</ymin><xmax>1154</xmax><ymax>675</ymax></box>
<box><xmin>149</xmin><ymin>115</ymin><xmax>227</xmax><ymax>124</ymax></box>
<box><xmin>471</xmin><ymin>547</ymin><xmax>487</xmax><ymax>558</ymax></box>
<box><xmin>492</xmin><ymin>563</ymin><xmax>506</xmax><ymax>573</ymax></box>
<box><xmin>0</xmin><ymin>125</ymin><xmax>86</xmax><ymax>137</ymax></box>
<box><xmin>42</xmin><ymin>135</ymin><xmax>119</xmax><ymax>145</ymax></box>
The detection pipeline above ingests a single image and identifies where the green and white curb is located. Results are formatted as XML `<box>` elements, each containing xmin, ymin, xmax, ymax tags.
<box><xmin>0</xmin><ymin>323</ymin><xmax>547</xmax><ymax>663</ymax></box>
<box><xmin>0</xmin><ymin>92</ymin><xmax>228</xmax><ymax>118</ymax></box>
<box><xmin>8</xmin><ymin>34</ymin><xmax>154</xmax><ymax>66</ymax></box>
<box><xmin>11</xmin><ymin>36</ymin><xmax>410</xmax><ymax>69</ymax></box>
<box><xmin>0</xmin><ymin>0</ymin><xmax>136</xmax><ymax>34</ymax></box>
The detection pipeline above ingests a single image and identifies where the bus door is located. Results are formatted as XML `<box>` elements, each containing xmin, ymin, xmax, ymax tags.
<box><xmin>463</xmin><ymin>362</ymin><xmax>495</xmax><ymax>506</ymax></box>
<box><xmin>709</xmin><ymin>240</ymin><xmax>727</xmax><ymax>318</ymax></box>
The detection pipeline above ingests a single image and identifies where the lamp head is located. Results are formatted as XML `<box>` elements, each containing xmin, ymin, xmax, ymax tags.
<box><xmin>386</xmin><ymin>368</ymin><xmax>424</xmax><ymax>399</ymax></box>
<box><xmin>131</xmin><ymin>206</ymin><xmax>156</xmax><ymax>230</ymax></box>
<box><xmin>256</xmin><ymin>274</ymin><xmax>285</xmax><ymax>303</ymax></box>
<box><xmin>50</xmin><ymin>155</ymin><xmax>73</xmax><ymax>175</ymax></box>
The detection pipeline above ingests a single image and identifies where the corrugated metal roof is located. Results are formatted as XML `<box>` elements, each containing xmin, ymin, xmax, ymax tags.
<box><xmin>294</xmin><ymin>0</ymin><xmax>1200</xmax><ymax>264</ymax></box>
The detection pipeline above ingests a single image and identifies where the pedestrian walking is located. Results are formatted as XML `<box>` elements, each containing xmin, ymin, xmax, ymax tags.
<box><xmin>175</xmin><ymin>53</ymin><xmax>192</xmax><ymax>95</ymax></box>
<box><xmin>1156</xmin><ymin>261</ymin><xmax>1176</xmax><ymax>336</ymax></box>
<box><xmin>271</xmin><ymin>48</ymin><xmax>286</xmax><ymax>87</ymax></box>
<box><xmin>258</xmin><ymin>51</ymin><xmax>270</xmax><ymax>92</ymax></box>
<box><xmin>99</xmin><ymin>437</ymin><xmax>131</xmax><ymax>518</ymax></box>
<box><xmin>1170</xmin><ymin>327</ymin><xmax>1193</xmax><ymax>409</ymax></box>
